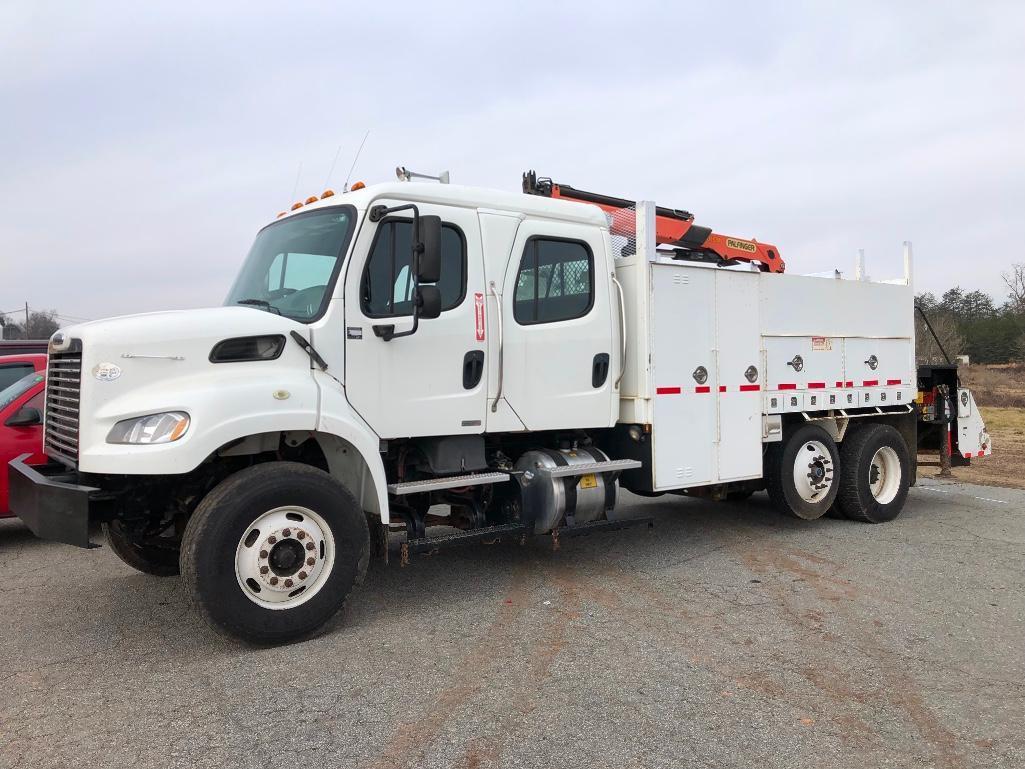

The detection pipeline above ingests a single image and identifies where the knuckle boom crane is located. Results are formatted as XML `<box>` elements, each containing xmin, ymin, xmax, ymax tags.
<box><xmin>523</xmin><ymin>170</ymin><xmax>785</xmax><ymax>273</ymax></box>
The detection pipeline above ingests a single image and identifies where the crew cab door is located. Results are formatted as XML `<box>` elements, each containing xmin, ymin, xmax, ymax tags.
<box><xmin>492</xmin><ymin>220</ymin><xmax>617</xmax><ymax>430</ymax></box>
<box><xmin>343</xmin><ymin>201</ymin><xmax>487</xmax><ymax>439</ymax></box>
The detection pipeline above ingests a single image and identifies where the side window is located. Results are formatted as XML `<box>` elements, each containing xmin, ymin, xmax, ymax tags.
<box><xmin>513</xmin><ymin>238</ymin><xmax>593</xmax><ymax>324</ymax></box>
<box><xmin>0</xmin><ymin>364</ymin><xmax>35</xmax><ymax>391</ymax></box>
<box><xmin>361</xmin><ymin>219</ymin><xmax>466</xmax><ymax>317</ymax></box>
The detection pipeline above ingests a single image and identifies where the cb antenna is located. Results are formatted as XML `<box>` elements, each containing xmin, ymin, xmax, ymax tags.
<box><xmin>343</xmin><ymin>130</ymin><xmax>371</xmax><ymax>192</ymax></box>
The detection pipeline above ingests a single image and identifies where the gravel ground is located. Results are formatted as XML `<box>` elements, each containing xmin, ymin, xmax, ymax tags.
<box><xmin>1</xmin><ymin>477</ymin><xmax>1022</xmax><ymax>769</ymax></box>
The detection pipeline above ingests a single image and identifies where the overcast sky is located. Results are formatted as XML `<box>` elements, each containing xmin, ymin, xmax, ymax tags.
<box><xmin>1</xmin><ymin>1</ymin><xmax>1023</xmax><ymax>324</ymax></box>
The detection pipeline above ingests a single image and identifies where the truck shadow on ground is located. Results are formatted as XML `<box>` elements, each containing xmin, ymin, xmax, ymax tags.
<box><xmin>5</xmin><ymin>491</ymin><xmax>893</xmax><ymax>651</ymax></box>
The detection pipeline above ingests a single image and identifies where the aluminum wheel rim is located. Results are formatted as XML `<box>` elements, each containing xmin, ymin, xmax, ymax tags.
<box><xmin>235</xmin><ymin>506</ymin><xmax>335</xmax><ymax>610</ymax></box>
<box><xmin>869</xmin><ymin>446</ymin><xmax>901</xmax><ymax>505</ymax></box>
<box><xmin>792</xmin><ymin>440</ymin><xmax>834</xmax><ymax>504</ymax></box>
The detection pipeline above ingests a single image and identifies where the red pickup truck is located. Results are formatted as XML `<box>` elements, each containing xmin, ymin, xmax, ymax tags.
<box><xmin>0</xmin><ymin>354</ymin><xmax>47</xmax><ymax>517</ymax></box>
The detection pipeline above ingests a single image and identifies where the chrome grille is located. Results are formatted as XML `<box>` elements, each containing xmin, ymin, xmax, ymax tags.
<box><xmin>45</xmin><ymin>347</ymin><xmax>82</xmax><ymax>467</ymax></box>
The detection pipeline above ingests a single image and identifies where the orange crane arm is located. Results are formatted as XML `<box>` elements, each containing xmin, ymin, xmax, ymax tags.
<box><xmin>522</xmin><ymin>171</ymin><xmax>785</xmax><ymax>273</ymax></box>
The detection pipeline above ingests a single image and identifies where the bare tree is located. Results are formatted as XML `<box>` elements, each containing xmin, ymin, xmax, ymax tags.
<box><xmin>1003</xmin><ymin>263</ymin><xmax>1025</xmax><ymax>315</ymax></box>
<box><xmin>24</xmin><ymin>310</ymin><xmax>60</xmax><ymax>340</ymax></box>
<box><xmin>915</xmin><ymin>311</ymin><xmax>964</xmax><ymax>365</ymax></box>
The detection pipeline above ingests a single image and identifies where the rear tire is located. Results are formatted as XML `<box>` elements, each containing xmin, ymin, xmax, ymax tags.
<box><xmin>765</xmin><ymin>424</ymin><xmax>840</xmax><ymax>520</ymax></box>
<box><xmin>102</xmin><ymin>520</ymin><xmax>180</xmax><ymax>576</ymax></box>
<box><xmin>836</xmin><ymin>424</ymin><xmax>910</xmax><ymax>523</ymax></box>
<box><xmin>181</xmin><ymin>462</ymin><xmax>370</xmax><ymax>645</ymax></box>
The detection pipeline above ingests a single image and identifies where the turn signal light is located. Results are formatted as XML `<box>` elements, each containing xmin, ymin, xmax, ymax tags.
<box><xmin>350</xmin><ymin>181</ymin><xmax>366</xmax><ymax>191</ymax></box>
<box><xmin>305</xmin><ymin>195</ymin><xmax>318</xmax><ymax>205</ymax></box>
<box><xmin>291</xmin><ymin>202</ymin><xmax>303</xmax><ymax>211</ymax></box>
<box><xmin>321</xmin><ymin>189</ymin><xmax>335</xmax><ymax>199</ymax></box>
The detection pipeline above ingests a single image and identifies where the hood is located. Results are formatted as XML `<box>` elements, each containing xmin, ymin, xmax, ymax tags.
<box><xmin>56</xmin><ymin>306</ymin><xmax>305</xmax><ymax>354</ymax></box>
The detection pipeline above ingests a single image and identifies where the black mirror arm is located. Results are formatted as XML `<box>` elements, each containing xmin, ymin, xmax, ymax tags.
<box><xmin>367</xmin><ymin>203</ymin><xmax>428</xmax><ymax>342</ymax></box>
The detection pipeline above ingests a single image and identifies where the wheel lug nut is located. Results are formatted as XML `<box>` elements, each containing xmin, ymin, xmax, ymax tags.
<box><xmin>260</xmin><ymin>565</ymin><xmax>269</xmax><ymax>574</ymax></box>
<box><xmin>259</xmin><ymin>550</ymin><xmax>268</xmax><ymax>559</ymax></box>
<box><xmin>296</xmin><ymin>531</ymin><xmax>306</xmax><ymax>540</ymax></box>
<box><xmin>268</xmin><ymin>536</ymin><xmax>277</xmax><ymax>544</ymax></box>
<box><xmin>284</xmin><ymin>579</ymin><xmax>293</xmax><ymax>588</ymax></box>
<box><xmin>283</xmin><ymin>528</ymin><xmax>291</xmax><ymax>537</ymax></box>
<box><xmin>306</xmin><ymin>542</ymin><xmax>315</xmax><ymax>551</ymax></box>
<box><xmin>269</xmin><ymin>576</ymin><xmax>279</xmax><ymax>585</ymax></box>
<box><xmin>306</xmin><ymin>557</ymin><xmax>315</xmax><ymax>566</ymax></box>
<box><xmin>298</xmin><ymin>571</ymin><xmax>308</xmax><ymax>580</ymax></box>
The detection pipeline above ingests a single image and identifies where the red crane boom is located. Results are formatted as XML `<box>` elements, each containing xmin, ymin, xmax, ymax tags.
<box><xmin>522</xmin><ymin>171</ymin><xmax>785</xmax><ymax>273</ymax></box>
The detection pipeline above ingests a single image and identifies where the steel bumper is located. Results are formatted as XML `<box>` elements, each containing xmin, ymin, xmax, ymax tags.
<box><xmin>8</xmin><ymin>455</ymin><xmax>100</xmax><ymax>548</ymax></box>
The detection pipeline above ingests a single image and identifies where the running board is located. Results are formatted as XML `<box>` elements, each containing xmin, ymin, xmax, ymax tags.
<box><xmin>387</xmin><ymin>471</ymin><xmax>511</xmax><ymax>495</ymax></box>
<box><xmin>543</xmin><ymin>459</ymin><xmax>642</xmax><ymax>479</ymax></box>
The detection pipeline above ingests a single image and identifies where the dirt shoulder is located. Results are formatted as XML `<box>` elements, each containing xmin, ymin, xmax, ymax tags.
<box><xmin>919</xmin><ymin>406</ymin><xmax>1025</xmax><ymax>490</ymax></box>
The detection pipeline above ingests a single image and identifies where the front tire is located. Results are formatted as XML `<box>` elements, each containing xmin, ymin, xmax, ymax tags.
<box><xmin>181</xmin><ymin>462</ymin><xmax>370</xmax><ymax>645</ymax></box>
<box><xmin>765</xmin><ymin>424</ymin><xmax>840</xmax><ymax>520</ymax></box>
<box><xmin>836</xmin><ymin>424</ymin><xmax>910</xmax><ymax>523</ymax></box>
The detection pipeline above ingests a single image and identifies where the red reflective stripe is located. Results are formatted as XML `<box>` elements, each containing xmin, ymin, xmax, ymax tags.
<box><xmin>846</xmin><ymin>381</ymin><xmax>854</xmax><ymax>388</ymax></box>
<box><xmin>808</xmin><ymin>382</ymin><xmax>826</xmax><ymax>389</ymax></box>
<box><xmin>835</xmin><ymin>381</ymin><xmax>844</xmax><ymax>388</ymax></box>
<box><xmin>977</xmin><ymin>450</ymin><xmax>985</xmax><ymax>457</ymax></box>
<box><xmin>963</xmin><ymin>453</ymin><xmax>972</xmax><ymax>459</ymax></box>
<box><xmin>863</xmin><ymin>380</ymin><xmax>879</xmax><ymax>387</ymax></box>
<box><xmin>656</xmin><ymin>386</ymin><xmax>681</xmax><ymax>395</ymax></box>
<box><xmin>739</xmin><ymin>384</ymin><xmax>761</xmax><ymax>392</ymax></box>
<box><xmin>777</xmin><ymin>383</ymin><xmax>798</xmax><ymax>390</ymax></box>
<box><xmin>887</xmin><ymin>379</ymin><xmax>902</xmax><ymax>385</ymax></box>
<box><xmin>695</xmin><ymin>386</ymin><xmax>711</xmax><ymax>394</ymax></box>
<box><xmin>719</xmin><ymin>385</ymin><xmax>727</xmax><ymax>392</ymax></box>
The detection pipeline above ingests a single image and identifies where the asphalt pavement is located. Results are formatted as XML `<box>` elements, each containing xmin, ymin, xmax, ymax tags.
<box><xmin>1</xmin><ymin>477</ymin><xmax>1022</xmax><ymax>769</ymax></box>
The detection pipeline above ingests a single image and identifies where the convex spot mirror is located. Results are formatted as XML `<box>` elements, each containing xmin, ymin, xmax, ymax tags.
<box><xmin>417</xmin><ymin>215</ymin><xmax>442</xmax><ymax>284</ymax></box>
<box><xmin>417</xmin><ymin>285</ymin><xmax>442</xmax><ymax>320</ymax></box>
<box><xmin>6</xmin><ymin>406</ymin><xmax>42</xmax><ymax>427</ymax></box>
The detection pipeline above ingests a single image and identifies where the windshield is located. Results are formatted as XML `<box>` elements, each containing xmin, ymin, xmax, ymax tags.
<box><xmin>225</xmin><ymin>207</ymin><xmax>355</xmax><ymax>321</ymax></box>
<box><xmin>0</xmin><ymin>372</ymin><xmax>43</xmax><ymax>412</ymax></box>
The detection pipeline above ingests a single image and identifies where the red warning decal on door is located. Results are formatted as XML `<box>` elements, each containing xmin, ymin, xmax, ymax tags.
<box><xmin>474</xmin><ymin>292</ymin><xmax>485</xmax><ymax>341</ymax></box>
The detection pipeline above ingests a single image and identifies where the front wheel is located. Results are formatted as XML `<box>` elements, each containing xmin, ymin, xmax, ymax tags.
<box><xmin>181</xmin><ymin>462</ymin><xmax>370</xmax><ymax>644</ymax></box>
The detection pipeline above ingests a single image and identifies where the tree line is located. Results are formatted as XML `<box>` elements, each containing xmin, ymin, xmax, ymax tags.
<box><xmin>0</xmin><ymin>309</ymin><xmax>61</xmax><ymax>341</ymax></box>
<box><xmin>916</xmin><ymin>263</ymin><xmax>1025</xmax><ymax>364</ymax></box>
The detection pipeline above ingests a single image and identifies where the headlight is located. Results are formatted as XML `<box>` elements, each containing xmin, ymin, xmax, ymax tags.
<box><xmin>107</xmin><ymin>412</ymin><xmax>190</xmax><ymax>444</ymax></box>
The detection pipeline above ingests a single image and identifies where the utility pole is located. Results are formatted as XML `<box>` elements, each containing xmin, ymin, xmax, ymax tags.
<box><xmin>25</xmin><ymin>302</ymin><xmax>29</xmax><ymax>331</ymax></box>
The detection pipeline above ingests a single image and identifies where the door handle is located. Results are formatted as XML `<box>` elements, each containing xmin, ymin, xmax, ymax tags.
<box><xmin>463</xmin><ymin>350</ymin><xmax>485</xmax><ymax>390</ymax></box>
<box><xmin>592</xmin><ymin>353</ymin><xmax>610</xmax><ymax>388</ymax></box>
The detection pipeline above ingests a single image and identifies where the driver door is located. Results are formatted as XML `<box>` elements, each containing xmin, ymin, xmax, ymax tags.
<box><xmin>343</xmin><ymin>201</ymin><xmax>487</xmax><ymax>439</ymax></box>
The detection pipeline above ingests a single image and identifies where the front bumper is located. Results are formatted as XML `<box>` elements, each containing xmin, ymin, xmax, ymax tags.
<box><xmin>8</xmin><ymin>455</ymin><xmax>101</xmax><ymax>548</ymax></box>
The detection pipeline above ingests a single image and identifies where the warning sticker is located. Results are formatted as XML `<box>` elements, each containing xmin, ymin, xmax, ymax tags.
<box><xmin>474</xmin><ymin>292</ymin><xmax>485</xmax><ymax>341</ymax></box>
<box><xmin>578</xmin><ymin>473</ymin><xmax>598</xmax><ymax>489</ymax></box>
<box><xmin>812</xmin><ymin>336</ymin><xmax>832</xmax><ymax>351</ymax></box>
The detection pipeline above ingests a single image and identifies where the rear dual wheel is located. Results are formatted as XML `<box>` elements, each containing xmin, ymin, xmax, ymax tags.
<box><xmin>767</xmin><ymin>423</ymin><xmax>910</xmax><ymax>523</ymax></box>
<box><xmin>765</xmin><ymin>424</ymin><xmax>839</xmax><ymax>520</ymax></box>
<box><xmin>835</xmin><ymin>424</ymin><xmax>910</xmax><ymax>523</ymax></box>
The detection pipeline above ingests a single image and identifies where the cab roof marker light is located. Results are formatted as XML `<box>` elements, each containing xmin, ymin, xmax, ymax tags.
<box><xmin>321</xmin><ymin>189</ymin><xmax>335</xmax><ymax>199</ymax></box>
<box><xmin>305</xmin><ymin>195</ymin><xmax>319</xmax><ymax>205</ymax></box>
<box><xmin>350</xmin><ymin>181</ymin><xmax>366</xmax><ymax>191</ymax></box>
<box><xmin>291</xmin><ymin>202</ymin><xmax>303</xmax><ymax>211</ymax></box>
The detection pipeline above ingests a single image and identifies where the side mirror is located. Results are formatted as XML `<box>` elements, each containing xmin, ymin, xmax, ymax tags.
<box><xmin>417</xmin><ymin>285</ymin><xmax>442</xmax><ymax>320</ymax></box>
<box><xmin>417</xmin><ymin>215</ymin><xmax>442</xmax><ymax>283</ymax></box>
<box><xmin>5</xmin><ymin>406</ymin><xmax>42</xmax><ymax>427</ymax></box>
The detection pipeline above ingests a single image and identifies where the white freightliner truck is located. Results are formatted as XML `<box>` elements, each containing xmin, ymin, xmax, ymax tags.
<box><xmin>9</xmin><ymin>171</ymin><xmax>991</xmax><ymax>644</ymax></box>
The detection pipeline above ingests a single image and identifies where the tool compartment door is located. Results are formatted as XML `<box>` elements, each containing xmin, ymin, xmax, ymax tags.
<box><xmin>651</xmin><ymin>264</ymin><xmax>716</xmax><ymax>489</ymax></box>
<box><xmin>715</xmin><ymin>270</ymin><xmax>762</xmax><ymax>481</ymax></box>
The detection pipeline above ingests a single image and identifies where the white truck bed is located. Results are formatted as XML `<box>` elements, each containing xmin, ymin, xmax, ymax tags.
<box><xmin>615</xmin><ymin>203</ymin><xmax>915</xmax><ymax>491</ymax></box>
